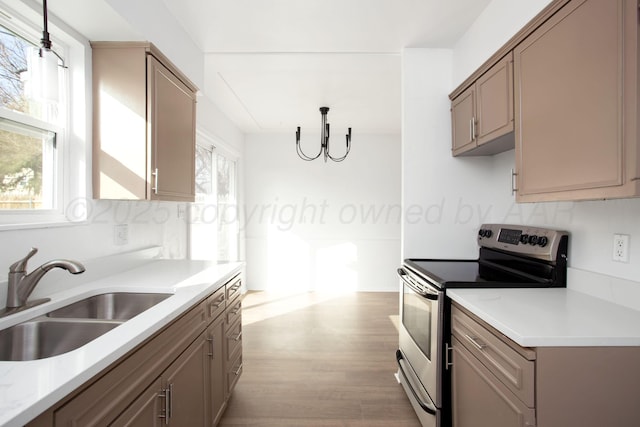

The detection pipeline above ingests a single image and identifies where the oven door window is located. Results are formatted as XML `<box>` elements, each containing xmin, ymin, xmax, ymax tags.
<box><xmin>402</xmin><ymin>283</ymin><xmax>432</xmax><ymax>360</ymax></box>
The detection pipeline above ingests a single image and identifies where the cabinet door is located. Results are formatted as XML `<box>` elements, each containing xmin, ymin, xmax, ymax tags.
<box><xmin>451</xmin><ymin>85</ymin><xmax>476</xmax><ymax>156</ymax></box>
<box><xmin>451</xmin><ymin>337</ymin><xmax>535</xmax><ymax>427</ymax></box>
<box><xmin>147</xmin><ymin>55</ymin><xmax>196</xmax><ymax>202</ymax></box>
<box><xmin>110</xmin><ymin>378</ymin><xmax>164</xmax><ymax>427</ymax></box>
<box><xmin>476</xmin><ymin>53</ymin><xmax>514</xmax><ymax>146</ymax></box>
<box><xmin>208</xmin><ymin>316</ymin><xmax>226</xmax><ymax>425</ymax></box>
<box><xmin>162</xmin><ymin>332</ymin><xmax>210</xmax><ymax>426</ymax></box>
<box><xmin>514</xmin><ymin>0</ymin><xmax>636</xmax><ymax>201</ymax></box>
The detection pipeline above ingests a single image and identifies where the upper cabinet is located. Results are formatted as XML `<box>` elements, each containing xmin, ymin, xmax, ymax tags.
<box><xmin>92</xmin><ymin>42</ymin><xmax>197</xmax><ymax>202</ymax></box>
<box><xmin>451</xmin><ymin>53</ymin><xmax>514</xmax><ymax>156</ymax></box>
<box><xmin>450</xmin><ymin>0</ymin><xmax>640</xmax><ymax>202</ymax></box>
<box><xmin>514</xmin><ymin>0</ymin><xmax>640</xmax><ymax>202</ymax></box>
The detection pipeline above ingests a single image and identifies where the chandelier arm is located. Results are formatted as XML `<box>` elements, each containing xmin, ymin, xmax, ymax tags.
<box><xmin>296</xmin><ymin>126</ymin><xmax>323</xmax><ymax>161</ymax></box>
<box><xmin>326</xmin><ymin>127</ymin><xmax>351</xmax><ymax>162</ymax></box>
<box><xmin>323</xmin><ymin>123</ymin><xmax>329</xmax><ymax>162</ymax></box>
<box><xmin>295</xmin><ymin>107</ymin><xmax>352</xmax><ymax>162</ymax></box>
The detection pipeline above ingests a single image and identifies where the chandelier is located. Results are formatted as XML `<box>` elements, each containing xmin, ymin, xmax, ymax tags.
<box><xmin>296</xmin><ymin>107</ymin><xmax>352</xmax><ymax>162</ymax></box>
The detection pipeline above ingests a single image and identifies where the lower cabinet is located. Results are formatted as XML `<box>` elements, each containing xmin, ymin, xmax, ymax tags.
<box><xmin>111</xmin><ymin>378</ymin><xmax>164</xmax><ymax>427</ymax></box>
<box><xmin>451</xmin><ymin>303</ymin><xmax>640</xmax><ymax>427</ymax></box>
<box><xmin>451</xmin><ymin>336</ymin><xmax>535</xmax><ymax>427</ymax></box>
<box><xmin>209</xmin><ymin>315</ymin><xmax>226</xmax><ymax>425</ymax></box>
<box><xmin>27</xmin><ymin>273</ymin><xmax>242</xmax><ymax>427</ymax></box>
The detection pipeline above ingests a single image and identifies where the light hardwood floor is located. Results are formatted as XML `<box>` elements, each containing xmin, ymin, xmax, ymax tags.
<box><xmin>219</xmin><ymin>291</ymin><xmax>422</xmax><ymax>426</ymax></box>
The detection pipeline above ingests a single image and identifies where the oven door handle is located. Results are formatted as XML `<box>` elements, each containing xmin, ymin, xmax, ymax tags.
<box><xmin>396</xmin><ymin>350</ymin><xmax>437</xmax><ymax>415</ymax></box>
<box><xmin>397</xmin><ymin>268</ymin><xmax>439</xmax><ymax>301</ymax></box>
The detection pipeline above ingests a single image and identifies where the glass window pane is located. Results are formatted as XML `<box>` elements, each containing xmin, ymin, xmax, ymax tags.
<box><xmin>0</xmin><ymin>117</ymin><xmax>55</xmax><ymax>210</ymax></box>
<box><xmin>216</xmin><ymin>153</ymin><xmax>236</xmax><ymax>204</ymax></box>
<box><xmin>216</xmin><ymin>152</ymin><xmax>237</xmax><ymax>261</ymax></box>
<box><xmin>0</xmin><ymin>27</ymin><xmax>30</xmax><ymax>113</ymax></box>
<box><xmin>195</xmin><ymin>144</ymin><xmax>213</xmax><ymax>198</ymax></box>
<box><xmin>0</xmin><ymin>24</ymin><xmax>62</xmax><ymax>123</ymax></box>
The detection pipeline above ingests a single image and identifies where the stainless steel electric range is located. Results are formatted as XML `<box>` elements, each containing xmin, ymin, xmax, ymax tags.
<box><xmin>396</xmin><ymin>224</ymin><xmax>569</xmax><ymax>427</ymax></box>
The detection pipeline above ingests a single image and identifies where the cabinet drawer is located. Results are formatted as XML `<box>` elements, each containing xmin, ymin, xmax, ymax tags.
<box><xmin>452</xmin><ymin>336</ymin><xmax>535</xmax><ymax>427</ymax></box>
<box><xmin>206</xmin><ymin>286</ymin><xmax>226</xmax><ymax>321</ymax></box>
<box><xmin>451</xmin><ymin>306</ymin><xmax>535</xmax><ymax>407</ymax></box>
<box><xmin>226</xmin><ymin>353</ymin><xmax>242</xmax><ymax>396</ymax></box>
<box><xmin>225</xmin><ymin>298</ymin><xmax>242</xmax><ymax>329</ymax></box>
<box><xmin>226</xmin><ymin>318</ymin><xmax>242</xmax><ymax>362</ymax></box>
<box><xmin>226</xmin><ymin>275</ymin><xmax>242</xmax><ymax>304</ymax></box>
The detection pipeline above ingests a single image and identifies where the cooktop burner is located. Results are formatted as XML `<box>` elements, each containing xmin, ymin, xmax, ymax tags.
<box><xmin>404</xmin><ymin>224</ymin><xmax>569</xmax><ymax>290</ymax></box>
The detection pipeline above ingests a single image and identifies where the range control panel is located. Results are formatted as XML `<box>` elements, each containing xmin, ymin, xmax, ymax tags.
<box><xmin>477</xmin><ymin>224</ymin><xmax>569</xmax><ymax>261</ymax></box>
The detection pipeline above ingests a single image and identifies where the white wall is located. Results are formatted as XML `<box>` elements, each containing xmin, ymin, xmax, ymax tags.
<box><xmin>452</xmin><ymin>0</ymin><xmax>554</xmax><ymax>86</ymax></box>
<box><xmin>244</xmin><ymin>132</ymin><xmax>401</xmax><ymax>291</ymax></box>
<box><xmin>403</xmin><ymin>0</ymin><xmax>640</xmax><ymax>290</ymax></box>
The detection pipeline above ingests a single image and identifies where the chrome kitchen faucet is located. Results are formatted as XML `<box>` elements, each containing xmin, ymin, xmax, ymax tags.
<box><xmin>1</xmin><ymin>248</ymin><xmax>85</xmax><ymax>317</ymax></box>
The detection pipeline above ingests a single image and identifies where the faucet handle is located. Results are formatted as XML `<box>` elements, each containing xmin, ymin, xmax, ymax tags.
<box><xmin>9</xmin><ymin>248</ymin><xmax>38</xmax><ymax>273</ymax></box>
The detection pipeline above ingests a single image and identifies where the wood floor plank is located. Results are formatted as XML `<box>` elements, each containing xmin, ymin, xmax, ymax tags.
<box><xmin>218</xmin><ymin>291</ymin><xmax>421</xmax><ymax>427</ymax></box>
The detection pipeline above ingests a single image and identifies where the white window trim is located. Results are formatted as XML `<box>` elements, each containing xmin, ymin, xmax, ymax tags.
<box><xmin>0</xmin><ymin>0</ymin><xmax>90</xmax><ymax>231</ymax></box>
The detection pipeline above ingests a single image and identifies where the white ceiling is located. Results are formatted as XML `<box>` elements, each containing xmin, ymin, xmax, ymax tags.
<box><xmin>49</xmin><ymin>0</ymin><xmax>492</xmax><ymax>134</ymax></box>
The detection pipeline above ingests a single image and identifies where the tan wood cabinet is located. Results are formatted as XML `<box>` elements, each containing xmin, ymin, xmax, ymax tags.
<box><xmin>513</xmin><ymin>0</ymin><xmax>640</xmax><ymax>201</ymax></box>
<box><xmin>111</xmin><ymin>332</ymin><xmax>210</xmax><ymax>427</ymax></box>
<box><xmin>111</xmin><ymin>378</ymin><xmax>164</xmax><ymax>427</ymax></box>
<box><xmin>451</xmin><ymin>305</ymin><xmax>535</xmax><ymax>427</ymax></box>
<box><xmin>451</xmin><ymin>336</ymin><xmax>535</xmax><ymax>427</ymax></box>
<box><xmin>92</xmin><ymin>42</ymin><xmax>197</xmax><ymax>202</ymax></box>
<box><xmin>224</xmin><ymin>277</ymin><xmax>243</xmax><ymax>398</ymax></box>
<box><xmin>451</xmin><ymin>303</ymin><xmax>640</xmax><ymax>427</ymax></box>
<box><xmin>451</xmin><ymin>53</ymin><xmax>514</xmax><ymax>156</ymax></box>
<box><xmin>208</xmin><ymin>316</ymin><xmax>227</xmax><ymax>425</ymax></box>
<box><xmin>27</xmin><ymin>273</ymin><xmax>243</xmax><ymax>427</ymax></box>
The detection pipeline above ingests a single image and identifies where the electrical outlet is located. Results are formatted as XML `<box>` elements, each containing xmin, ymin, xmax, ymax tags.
<box><xmin>177</xmin><ymin>204</ymin><xmax>186</xmax><ymax>219</ymax></box>
<box><xmin>114</xmin><ymin>224</ymin><xmax>129</xmax><ymax>246</ymax></box>
<box><xmin>612</xmin><ymin>234</ymin><xmax>630</xmax><ymax>263</ymax></box>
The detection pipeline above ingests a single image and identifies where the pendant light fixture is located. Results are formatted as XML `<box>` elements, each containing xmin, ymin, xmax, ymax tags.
<box><xmin>27</xmin><ymin>0</ymin><xmax>64</xmax><ymax>103</ymax></box>
<box><xmin>296</xmin><ymin>107</ymin><xmax>352</xmax><ymax>162</ymax></box>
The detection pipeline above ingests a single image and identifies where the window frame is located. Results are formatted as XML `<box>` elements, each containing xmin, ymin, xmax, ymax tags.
<box><xmin>0</xmin><ymin>1</ymin><xmax>90</xmax><ymax>230</ymax></box>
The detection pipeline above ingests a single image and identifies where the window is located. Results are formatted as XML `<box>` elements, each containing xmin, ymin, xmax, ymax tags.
<box><xmin>0</xmin><ymin>4</ymin><xmax>89</xmax><ymax>229</ymax></box>
<box><xmin>190</xmin><ymin>131</ymin><xmax>239</xmax><ymax>261</ymax></box>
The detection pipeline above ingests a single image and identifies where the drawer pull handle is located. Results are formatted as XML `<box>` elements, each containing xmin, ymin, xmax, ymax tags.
<box><xmin>233</xmin><ymin>363</ymin><xmax>243</xmax><ymax>376</ymax></box>
<box><xmin>152</xmin><ymin>168</ymin><xmax>159</xmax><ymax>194</ymax></box>
<box><xmin>464</xmin><ymin>334</ymin><xmax>487</xmax><ymax>351</ymax></box>
<box><xmin>207</xmin><ymin>336</ymin><xmax>214</xmax><ymax>357</ymax></box>
<box><xmin>211</xmin><ymin>295</ymin><xmax>225</xmax><ymax>309</ymax></box>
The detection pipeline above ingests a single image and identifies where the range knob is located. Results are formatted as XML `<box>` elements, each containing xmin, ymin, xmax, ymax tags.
<box><xmin>528</xmin><ymin>235</ymin><xmax>539</xmax><ymax>245</ymax></box>
<box><xmin>520</xmin><ymin>234</ymin><xmax>529</xmax><ymax>244</ymax></box>
<box><xmin>538</xmin><ymin>236</ymin><xmax>549</xmax><ymax>247</ymax></box>
<box><xmin>478</xmin><ymin>229</ymin><xmax>493</xmax><ymax>238</ymax></box>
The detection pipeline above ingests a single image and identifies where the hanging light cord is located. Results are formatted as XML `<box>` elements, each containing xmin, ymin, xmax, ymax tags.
<box><xmin>39</xmin><ymin>0</ymin><xmax>66</xmax><ymax>67</ymax></box>
<box><xmin>296</xmin><ymin>107</ymin><xmax>352</xmax><ymax>162</ymax></box>
<box><xmin>41</xmin><ymin>0</ymin><xmax>51</xmax><ymax>49</ymax></box>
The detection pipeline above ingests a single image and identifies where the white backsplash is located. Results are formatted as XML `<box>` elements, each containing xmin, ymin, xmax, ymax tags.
<box><xmin>568</xmin><ymin>268</ymin><xmax>640</xmax><ymax>312</ymax></box>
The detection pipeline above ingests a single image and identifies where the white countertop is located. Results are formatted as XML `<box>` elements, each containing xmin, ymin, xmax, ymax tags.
<box><xmin>447</xmin><ymin>288</ymin><xmax>640</xmax><ymax>348</ymax></box>
<box><xmin>0</xmin><ymin>259</ymin><xmax>243</xmax><ymax>427</ymax></box>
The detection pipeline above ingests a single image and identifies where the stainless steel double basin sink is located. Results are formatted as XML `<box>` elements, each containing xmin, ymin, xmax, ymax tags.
<box><xmin>0</xmin><ymin>292</ymin><xmax>171</xmax><ymax>361</ymax></box>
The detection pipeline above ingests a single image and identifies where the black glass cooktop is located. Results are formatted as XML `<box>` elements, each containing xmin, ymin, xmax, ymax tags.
<box><xmin>404</xmin><ymin>258</ymin><xmax>552</xmax><ymax>289</ymax></box>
